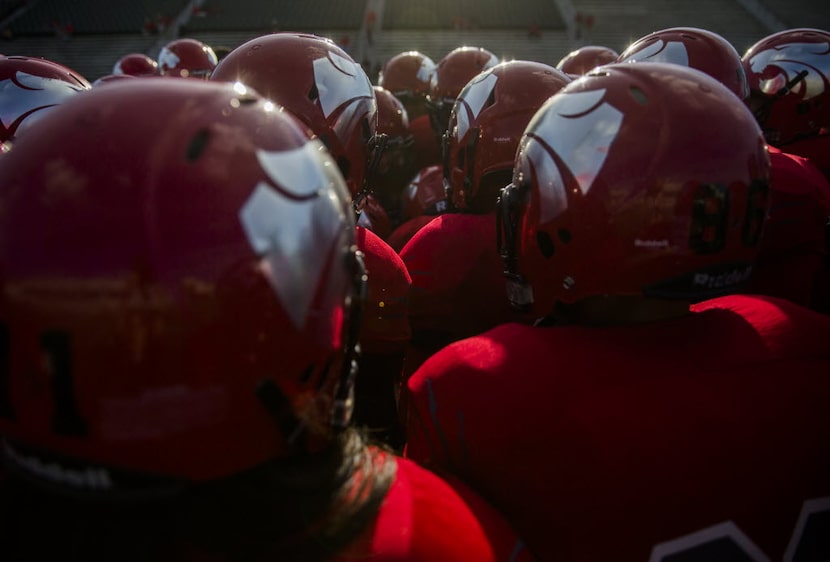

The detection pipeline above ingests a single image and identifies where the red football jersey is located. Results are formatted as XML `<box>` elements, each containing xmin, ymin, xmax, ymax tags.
<box><xmin>782</xmin><ymin>132</ymin><xmax>830</xmax><ymax>182</ymax></box>
<box><xmin>0</xmin><ymin>448</ymin><xmax>532</xmax><ymax>562</ymax></box>
<box><xmin>400</xmin><ymin>213</ymin><xmax>523</xmax><ymax>372</ymax></box>
<box><xmin>745</xmin><ymin>146</ymin><xmax>830</xmax><ymax>312</ymax></box>
<box><xmin>405</xmin><ymin>294</ymin><xmax>830</xmax><ymax>561</ymax></box>
<box><xmin>410</xmin><ymin>114</ymin><xmax>441</xmax><ymax>169</ymax></box>
<box><xmin>335</xmin><ymin>450</ymin><xmax>533</xmax><ymax>561</ymax></box>
<box><xmin>387</xmin><ymin>215</ymin><xmax>438</xmax><ymax>253</ymax></box>
<box><xmin>356</xmin><ymin>226</ymin><xmax>411</xmax><ymax>353</ymax></box>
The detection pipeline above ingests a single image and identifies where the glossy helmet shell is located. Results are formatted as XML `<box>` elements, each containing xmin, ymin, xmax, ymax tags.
<box><xmin>428</xmin><ymin>46</ymin><xmax>499</xmax><ymax>136</ymax></box>
<box><xmin>113</xmin><ymin>53</ymin><xmax>159</xmax><ymax>77</ymax></box>
<box><xmin>401</xmin><ymin>164</ymin><xmax>448</xmax><ymax>220</ymax></box>
<box><xmin>355</xmin><ymin>227</ymin><xmax>412</xmax><ymax>355</ymax></box>
<box><xmin>556</xmin><ymin>45</ymin><xmax>619</xmax><ymax>76</ymax></box>
<box><xmin>158</xmin><ymin>38</ymin><xmax>218</xmax><ymax>79</ymax></box>
<box><xmin>498</xmin><ymin>62</ymin><xmax>770</xmax><ymax>317</ymax></box>
<box><xmin>0</xmin><ymin>56</ymin><xmax>90</xmax><ymax>142</ymax></box>
<box><xmin>742</xmin><ymin>28</ymin><xmax>830</xmax><ymax>146</ymax></box>
<box><xmin>356</xmin><ymin>193</ymin><xmax>394</xmax><ymax>240</ymax></box>
<box><xmin>92</xmin><ymin>73</ymin><xmax>138</xmax><ymax>88</ymax></box>
<box><xmin>374</xmin><ymin>85</ymin><xmax>412</xmax><ymax>148</ymax></box>
<box><xmin>618</xmin><ymin>27</ymin><xmax>749</xmax><ymax>101</ymax></box>
<box><xmin>211</xmin><ymin>33</ymin><xmax>378</xmax><ymax>200</ymax></box>
<box><xmin>378</xmin><ymin>50</ymin><xmax>436</xmax><ymax>99</ymax></box>
<box><xmin>0</xmin><ymin>79</ymin><xmax>360</xmax><ymax>486</ymax></box>
<box><xmin>445</xmin><ymin>60</ymin><xmax>571</xmax><ymax>213</ymax></box>
<box><xmin>373</xmin><ymin>86</ymin><xmax>414</xmax><ymax>176</ymax></box>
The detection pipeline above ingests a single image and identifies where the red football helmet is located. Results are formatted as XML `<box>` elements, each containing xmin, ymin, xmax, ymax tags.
<box><xmin>92</xmin><ymin>74</ymin><xmax>138</xmax><ymax>88</ymax></box>
<box><xmin>113</xmin><ymin>53</ymin><xmax>159</xmax><ymax>77</ymax></box>
<box><xmin>356</xmin><ymin>193</ymin><xmax>394</xmax><ymax>240</ymax></box>
<box><xmin>445</xmin><ymin>60</ymin><xmax>571</xmax><ymax>213</ymax></box>
<box><xmin>556</xmin><ymin>45</ymin><xmax>619</xmax><ymax>76</ymax></box>
<box><xmin>742</xmin><ymin>28</ymin><xmax>830</xmax><ymax>146</ymax></box>
<box><xmin>355</xmin><ymin>227</ymin><xmax>412</xmax><ymax>355</ymax></box>
<box><xmin>372</xmin><ymin>86</ymin><xmax>414</xmax><ymax>180</ymax></box>
<box><xmin>211</xmin><ymin>33</ymin><xmax>380</xmax><ymax>207</ymax></box>
<box><xmin>158</xmin><ymin>38</ymin><xmax>218</xmax><ymax>79</ymax></box>
<box><xmin>378</xmin><ymin>51</ymin><xmax>435</xmax><ymax>98</ymax></box>
<box><xmin>497</xmin><ymin>62</ymin><xmax>770</xmax><ymax>317</ymax></box>
<box><xmin>400</xmin><ymin>164</ymin><xmax>449</xmax><ymax>221</ymax></box>
<box><xmin>618</xmin><ymin>27</ymin><xmax>749</xmax><ymax>101</ymax></box>
<box><xmin>374</xmin><ymin>86</ymin><xmax>412</xmax><ymax>156</ymax></box>
<box><xmin>0</xmin><ymin>56</ymin><xmax>90</xmax><ymax>142</ymax></box>
<box><xmin>378</xmin><ymin>50</ymin><xmax>436</xmax><ymax>119</ymax></box>
<box><xmin>0</xmin><ymin>78</ymin><xmax>363</xmax><ymax>487</ymax></box>
<box><xmin>427</xmin><ymin>46</ymin><xmax>499</xmax><ymax>137</ymax></box>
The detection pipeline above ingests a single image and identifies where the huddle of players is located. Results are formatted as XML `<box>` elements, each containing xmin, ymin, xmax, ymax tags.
<box><xmin>0</xmin><ymin>25</ymin><xmax>829</xmax><ymax>561</ymax></box>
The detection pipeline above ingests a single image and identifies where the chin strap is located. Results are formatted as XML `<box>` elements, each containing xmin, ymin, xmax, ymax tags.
<box><xmin>256</xmin><ymin>249</ymin><xmax>368</xmax><ymax>449</ymax></box>
<box><xmin>752</xmin><ymin>69</ymin><xmax>808</xmax><ymax>126</ymax></box>
<box><xmin>496</xmin><ymin>181</ymin><xmax>535</xmax><ymax>312</ymax></box>
<box><xmin>354</xmin><ymin>133</ymin><xmax>389</xmax><ymax>215</ymax></box>
<box><xmin>331</xmin><ymin>248</ymin><xmax>368</xmax><ymax>431</ymax></box>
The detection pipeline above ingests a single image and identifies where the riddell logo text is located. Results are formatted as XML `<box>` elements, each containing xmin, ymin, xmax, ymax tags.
<box><xmin>3</xmin><ymin>441</ymin><xmax>113</xmax><ymax>490</ymax></box>
<box><xmin>693</xmin><ymin>267</ymin><xmax>753</xmax><ymax>289</ymax></box>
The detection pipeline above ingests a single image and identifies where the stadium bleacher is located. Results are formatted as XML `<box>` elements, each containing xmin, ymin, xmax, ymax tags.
<box><xmin>0</xmin><ymin>0</ymin><xmax>828</xmax><ymax>81</ymax></box>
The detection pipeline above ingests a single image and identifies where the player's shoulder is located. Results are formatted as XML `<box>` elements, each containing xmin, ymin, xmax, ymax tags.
<box><xmin>693</xmin><ymin>294</ymin><xmax>830</xmax><ymax>357</ymax></box>
<box><xmin>400</xmin><ymin>213</ymin><xmax>494</xmax><ymax>256</ymax></box>
<box><xmin>343</xmin><ymin>450</ymin><xmax>533</xmax><ymax>562</ymax></box>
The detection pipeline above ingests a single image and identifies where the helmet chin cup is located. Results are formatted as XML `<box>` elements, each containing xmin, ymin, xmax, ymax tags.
<box><xmin>505</xmin><ymin>273</ymin><xmax>534</xmax><ymax>312</ymax></box>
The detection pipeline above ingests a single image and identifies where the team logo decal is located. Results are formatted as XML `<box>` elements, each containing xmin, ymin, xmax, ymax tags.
<box><xmin>157</xmin><ymin>47</ymin><xmax>180</xmax><ymax>72</ymax></box>
<box><xmin>0</xmin><ymin>72</ymin><xmax>86</xmax><ymax>134</ymax></box>
<box><xmin>620</xmin><ymin>39</ymin><xmax>690</xmax><ymax>66</ymax></box>
<box><xmin>747</xmin><ymin>41</ymin><xmax>830</xmax><ymax>100</ymax></box>
<box><xmin>522</xmin><ymin>88</ymin><xmax>623</xmax><ymax>222</ymax></box>
<box><xmin>312</xmin><ymin>52</ymin><xmax>373</xmax><ymax>119</ymax></box>
<box><xmin>416</xmin><ymin>57</ymin><xmax>435</xmax><ymax>84</ymax></box>
<box><xmin>239</xmin><ymin>142</ymin><xmax>348</xmax><ymax>329</ymax></box>
<box><xmin>454</xmin><ymin>71</ymin><xmax>498</xmax><ymax>140</ymax></box>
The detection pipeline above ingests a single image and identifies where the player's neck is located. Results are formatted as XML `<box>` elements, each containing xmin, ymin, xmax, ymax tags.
<box><xmin>557</xmin><ymin>295</ymin><xmax>691</xmax><ymax>327</ymax></box>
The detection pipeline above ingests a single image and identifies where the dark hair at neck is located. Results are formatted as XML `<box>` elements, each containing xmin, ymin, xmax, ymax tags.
<box><xmin>1</xmin><ymin>429</ymin><xmax>397</xmax><ymax>562</ymax></box>
<box><xmin>179</xmin><ymin>428</ymin><xmax>397</xmax><ymax>561</ymax></box>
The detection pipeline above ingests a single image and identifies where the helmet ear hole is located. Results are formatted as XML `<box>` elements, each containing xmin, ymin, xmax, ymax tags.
<box><xmin>742</xmin><ymin>180</ymin><xmax>769</xmax><ymax>247</ymax></box>
<box><xmin>536</xmin><ymin>230</ymin><xmax>556</xmax><ymax>258</ymax></box>
<box><xmin>337</xmin><ymin>156</ymin><xmax>351</xmax><ymax>179</ymax></box>
<box><xmin>629</xmin><ymin>86</ymin><xmax>648</xmax><ymax>105</ymax></box>
<box><xmin>484</xmin><ymin>89</ymin><xmax>496</xmax><ymax>108</ymax></box>
<box><xmin>690</xmin><ymin>183</ymin><xmax>729</xmax><ymax>254</ymax></box>
<box><xmin>185</xmin><ymin>129</ymin><xmax>211</xmax><ymax>161</ymax></box>
<box><xmin>308</xmin><ymin>84</ymin><xmax>319</xmax><ymax>102</ymax></box>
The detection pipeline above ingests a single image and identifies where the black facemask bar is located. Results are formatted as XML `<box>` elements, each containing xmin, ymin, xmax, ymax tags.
<box><xmin>751</xmin><ymin>69</ymin><xmax>808</xmax><ymax>128</ymax></box>
<box><xmin>441</xmin><ymin>124</ymin><xmax>480</xmax><ymax>211</ymax></box>
<box><xmin>353</xmin><ymin>132</ymin><xmax>389</xmax><ymax>215</ymax></box>
<box><xmin>331</xmin><ymin>248</ymin><xmax>368</xmax><ymax>430</ymax></box>
<box><xmin>255</xmin><ymin>248</ymin><xmax>367</xmax><ymax>449</ymax></box>
<box><xmin>426</xmin><ymin>96</ymin><xmax>453</xmax><ymax>139</ymax></box>
<box><xmin>496</xmin><ymin>181</ymin><xmax>534</xmax><ymax>311</ymax></box>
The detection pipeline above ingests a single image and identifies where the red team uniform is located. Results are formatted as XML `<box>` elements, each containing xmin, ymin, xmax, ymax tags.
<box><xmin>405</xmin><ymin>62</ymin><xmax>830</xmax><ymax>561</ymax></box>
<box><xmin>401</xmin><ymin>212</ymin><xmax>514</xmax><ymax>345</ymax></box>
<box><xmin>741</xmin><ymin>28</ymin><xmax>830</xmax><ymax>314</ymax></box>
<box><xmin>746</xmin><ymin>146</ymin><xmax>830</xmax><ymax>311</ymax></box>
<box><xmin>333</xmin><ymin>450</ymin><xmax>531</xmax><ymax>562</ymax></box>
<box><xmin>782</xmin><ymin>132</ymin><xmax>830</xmax><ymax>181</ymax></box>
<box><xmin>410</xmin><ymin>113</ymin><xmax>442</xmax><ymax>168</ymax></box>
<box><xmin>378</xmin><ymin>52</ymin><xmax>442</xmax><ymax>169</ymax></box>
<box><xmin>387</xmin><ymin>164</ymin><xmax>448</xmax><ymax>252</ymax></box>
<box><xmin>0</xmin><ymin>44</ymin><xmax>533</xmax><ymax>562</ymax></box>
<box><xmin>400</xmin><ymin>61</ymin><xmax>571</xmax><ymax>373</ymax></box>
<box><xmin>5</xmin><ymin>19</ymin><xmax>830</xmax><ymax>562</ymax></box>
<box><xmin>405</xmin><ymin>294</ymin><xmax>830</xmax><ymax>561</ymax></box>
